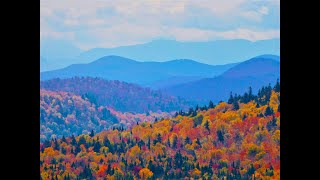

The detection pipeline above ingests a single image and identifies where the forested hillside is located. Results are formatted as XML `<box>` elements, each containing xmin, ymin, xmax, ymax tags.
<box><xmin>40</xmin><ymin>90</ymin><xmax>118</xmax><ymax>141</ymax></box>
<box><xmin>40</xmin><ymin>90</ymin><xmax>173</xmax><ymax>141</ymax></box>
<box><xmin>40</xmin><ymin>83</ymin><xmax>280</xmax><ymax>180</ymax></box>
<box><xmin>40</xmin><ymin>77</ymin><xmax>192</xmax><ymax>113</ymax></box>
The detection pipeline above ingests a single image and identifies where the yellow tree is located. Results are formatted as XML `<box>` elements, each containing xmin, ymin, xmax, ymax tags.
<box><xmin>269</xmin><ymin>91</ymin><xmax>280</xmax><ymax>112</ymax></box>
<box><xmin>139</xmin><ymin>168</ymin><xmax>153</xmax><ymax>180</ymax></box>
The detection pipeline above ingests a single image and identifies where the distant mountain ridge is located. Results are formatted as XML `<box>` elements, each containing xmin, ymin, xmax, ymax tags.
<box><xmin>222</xmin><ymin>57</ymin><xmax>280</xmax><ymax>78</ymax></box>
<box><xmin>77</xmin><ymin>39</ymin><xmax>280</xmax><ymax>65</ymax></box>
<box><xmin>40</xmin><ymin>55</ymin><xmax>238</xmax><ymax>86</ymax></box>
<box><xmin>164</xmin><ymin>55</ymin><xmax>280</xmax><ymax>104</ymax></box>
<box><xmin>40</xmin><ymin>39</ymin><xmax>279</xmax><ymax>71</ymax></box>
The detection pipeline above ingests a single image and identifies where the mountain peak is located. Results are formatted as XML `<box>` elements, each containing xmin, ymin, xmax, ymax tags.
<box><xmin>90</xmin><ymin>55</ymin><xmax>139</xmax><ymax>65</ymax></box>
<box><xmin>166</xmin><ymin>59</ymin><xmax>199</xmax><ymax>64</ymax></box>
<box><xmin>255</xmin><ymin>54</ymin><xmax>280</xmax><ymax>61</ymax></box>
<box><xmin>222</xmin><ymin>55</ymin><xmax>280</xmax><ymax>78</ymax></box>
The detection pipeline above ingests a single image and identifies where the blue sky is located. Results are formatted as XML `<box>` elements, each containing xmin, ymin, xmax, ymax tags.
<box><xmin>40</xmin><ymin>0</ymin><xmax>279</xmax><ymax>50</ymax></box>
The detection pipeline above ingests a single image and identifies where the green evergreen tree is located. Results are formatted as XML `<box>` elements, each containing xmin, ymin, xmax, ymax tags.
<box><xmin>172</xmin><ymin>136</ymin><xmax>178</xmax><ymax>149</ymax></box>
<box><xmin>205</xmin><ymin>120</ymin><xmax>210</xmax><ymax>132</ymax></box>
<box><xmin>217</xmin><ymin>130</ymin><xmax>225</xmax><ymax>143</ymax></box>
<box><xmin>167</xmin><ymin>138</ymin><xmax>171</xmax><ymax>147</ymax></box>
<box><xmin>256</xmin><ymin>103</ymin><xmax>260</xmax><ymax>108</ymax></box>
<box><xmin>233</xmin><ymin>100</ymin><xmax>240</xmax><ymax>110</ymax></box>
<box><xmin>208</xmin><ymin>100</ymin><xmax>215</xmax><ymax>109</ymax></box>
<box><xmin>185</xmin><ymin>136</ymin><xmax>191</xmax><ymax>145</ymax></box>
<box><xmin>93</xmin><ymin>141</ymin><xmax>101</xmax><ymax>153</ymax></box>
<box><xmin>147</xmin><ymin>137</ymin><xmax>151</xmax><ymax>149</ymax></box>
<box><xmin>89</xmin><ymin>130</ymin><xmax>95</xmax><ymax>137</ymax></box>
<box><xmin>78</xmin><ymin>136</ymin><xmax>86</xmax><ymax>145</ymax></box>
<box><xmin>248</xmin><ymin>86</ymin><xmax>253</xmax><ymax>100</ymax></box>
<box><xmin>61</xmin><ymin>135</ymin><xmax>67</xmax><ymax>143</ymax></box>
<box><xmin>274</xmin><ymin>79</ymin><xmax>280</xmax><ymax>92</ymax></box>
<box><xmin>228</xmin><ymin>92</ymin><xmax>234</xmax><ymax>104</ymax></box>
<box><xmin>265</xmin><ymin>106</ymin><xmax>274</xmax><ymax>116</ymax></box>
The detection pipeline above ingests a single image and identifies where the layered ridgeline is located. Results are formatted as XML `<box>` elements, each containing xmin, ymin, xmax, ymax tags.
<box><xmin>40</xmin><ymin>90</ymin><xmax>173</xmax><ymax>141</ymax></box>
<box><xmin>40</xmin><ymin>55</ymin><xmax>237</xmax><ymax>87</ymax></box>
<box><xmin>165</xmin><ymin>55</ymin><xmax>280</xmax><ymax>104</ymax></box>
<box><xmin>40</xmin><ymin>77</ymin><xmax>192</xmax><ymax>113</ymax></box>
<box><xmin>40</xmin><ymin>83</ymin><xmax>280</xmax><ymax>180</ymax></box>
<box><xmin>40</xmin><ymin>39</ymin><xmax>279</xmax><ymax>72</ymax></box>
<box><xmin>78</xmin><ymin>39</ymin><xmax>279</xmax><ymax>65</ymax></box>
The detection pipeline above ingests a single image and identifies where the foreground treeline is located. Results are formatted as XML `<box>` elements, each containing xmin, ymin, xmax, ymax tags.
<box><xmin>40</xmin><ymin>82</ymin><xmax>280</xmax><ymax>180</ymax></box>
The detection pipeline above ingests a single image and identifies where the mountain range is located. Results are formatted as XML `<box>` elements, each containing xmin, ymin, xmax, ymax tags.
<box><xmin>40</xmin><ymin>54</ymin><xmax>279</xmax><ymax>106</ymax></box>
<box><xmin>164</xmin><ymin>56</ymin><xmax>280</xmax><ymax>104</ymax></box>
<box><xmin>40</xmin><ymin>56</ymin><xmax>237</xmax><ymax>86</ymax></box>
<box><xmin>40</xmin><ymin>38</ymin><xmax>279</xmax><ymax>71</ymax></box>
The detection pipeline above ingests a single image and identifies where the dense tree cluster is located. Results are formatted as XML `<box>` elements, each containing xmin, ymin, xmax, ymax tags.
<box><xmin>40</xmin><ymin>90</ymin><xmax>173</xmax><ymax>142</ymax></box>
<box><xmin>40</xmin><ymin>90</ymin><xmax>118</xmax><ymax>141</ymax></box>
<box><xmin>227</xmin><ymin>79</ymin><xmax>280</xmax><ymax>109</ymax></box>
<box><xmin>40</xmin><ymin>77</ymin><xmax>192</xmax><ymax>113</ymax></box>
<box><xmin>40</xmin><ymin>85</ymin><xmax>280</xmax><ymax>179</ymax></box>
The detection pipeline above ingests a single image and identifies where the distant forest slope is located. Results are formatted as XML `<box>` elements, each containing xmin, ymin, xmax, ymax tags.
<box><xmin>40</xmin><ymin>77</ymin><xmax>192</xmax><ymax>113</ymax></box>
<box><xmin>40</xmin><ymin>90</ymin><xmax>173</xmax><ymax>141</ymax></box>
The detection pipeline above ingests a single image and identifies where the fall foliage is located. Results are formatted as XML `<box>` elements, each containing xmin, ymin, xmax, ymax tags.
<box><xmin>40</xmin><ymin>77</ymin><xmax>193</xmax><ymax>113</ymax></box>
<box><xmin>40</xmin><ymin>83</ymin><xmax>280</xmax><ymax>179</ymax></box>
<box><xmin>40</xmin><ymin>90</ymin><xmax>172</xmax><ymax>141</ymax></box>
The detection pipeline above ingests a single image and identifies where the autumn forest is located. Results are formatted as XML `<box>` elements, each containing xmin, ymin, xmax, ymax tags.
<box><xmin>40</xmin><ymin>80</ymin><xmax>280</xmax><ymax>180</ymax></box>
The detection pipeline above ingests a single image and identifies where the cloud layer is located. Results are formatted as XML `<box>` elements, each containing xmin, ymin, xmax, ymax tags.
<box><xmin>40</xmin><ymin>0</ymin><xmax>280</xmax><ymax>49</ymax></box>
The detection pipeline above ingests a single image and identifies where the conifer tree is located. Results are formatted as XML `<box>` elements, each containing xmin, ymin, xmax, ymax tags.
<box><xmin>274</xmin><ymin>79</ymin><xmax>280</xmax><ymax>92</ymax></box>
<box><xmin>228</xmin><ymin>92</ymin><xmax>234</xmax><ymax>104</ymax></box>
<box><xmin>265</xmin><ymin>106</ymin><xmax>274</xmax><ymax>116</ymax></box>
<box><xmin>89</xmin><ymin>130</ymin><xmax>95</xmax><ymax>137</ymax></box>
<box><xmin>208</xmin><ymin>100</ymin><xmax>215</xmax><ymax>109</ymax></box>
<box><xmin>205</xmin><ymin>120</ymin><xmax>210</xmax><ymax>132</ymax></box>
<box><xmin>233</xmin><ymin>100</ymin><xmax>240</xmax><ymax>110</ymax></box>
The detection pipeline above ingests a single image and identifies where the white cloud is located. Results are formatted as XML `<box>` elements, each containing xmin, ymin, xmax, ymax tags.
<box><xmin>169</xmin><ymin>27</ymin><xmax>279</xmax><ymax>42</ymax></box>
<box><xmin>40</xmin><ymin>22</ymin><xmax>75</xmax><ymax>40</ymax></box>
<box><xmin>217</xmin><ymin>28</ymin><xmax>279</xmax><ymax>41</ymax></box>
<box><xmin>40</xmin><ymin>30</ymin><xmax>75</xmax><ymax>40</ymax></box>
<box><xmin>40</xmin><ymin>0</ymin><xmax>280</xmax><ymax>48</ymax></box>
<box><xmin>74</xmin><ymin>23</ymin><xmax>279</xmax><ymax>49</ymax></box>
<box><xmin>241</xmin><ymin>6</ymin><xmax>269</xmax><ymax>22</ymax></box>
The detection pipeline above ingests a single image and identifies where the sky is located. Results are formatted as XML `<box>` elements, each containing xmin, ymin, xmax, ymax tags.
<box><xmin>40</xmin><ymin>0</ymin><xmax>280</xmax><ymax>50</ymax></box>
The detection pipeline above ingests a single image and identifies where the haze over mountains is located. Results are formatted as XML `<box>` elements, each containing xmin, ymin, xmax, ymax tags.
<box><xmin>164</xmin><ymin>56</ymin><xmax>280</xmax><ymax>104</ymax></box>
<box><xmin>40</xmin><ymin>36</ymin><xmax>280</xmax><ymax>107</ymax></box>
<box><xmin>40</xmin><ymin>56</ymin><xmax>237</xmax><ymax>86</ymax></box>
<box><xmin>40</xmin><ymin>39</ymin><xmax>83</xmax><ymax>71</ymax></box>
<box><xmin>40</xmin><ymin>54</ymin><xmax>279</xmax><ymax>106</ymax></box>
<box><xmin>40</xmin><ymin>39</ymin><xmax>279</xmax><ymax>71</ymax></box>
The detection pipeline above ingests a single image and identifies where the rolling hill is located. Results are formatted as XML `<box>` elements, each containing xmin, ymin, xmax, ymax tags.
<box><xmin>164</xmin><ymin>55</ymin><xmax>280</xmax><ymax>104</ymax></box>
<box><xmin>40</xmin><ymin>77</ymin><xmax>193</xmax><ymax>113</ymax></box>
<box><xmin>40</xmin><ymin>55</ymin><xmax>237</xmax><ymax>86</ymax></box>
<box><xmin>40</xmin><ymin>89</ymin><xmax>119</xmax><ymax>141</ymax></box>
<box><xmin>40</xmin><ymin>89</ymin><xmax>175</xmax><ymax>141</ymax></box>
